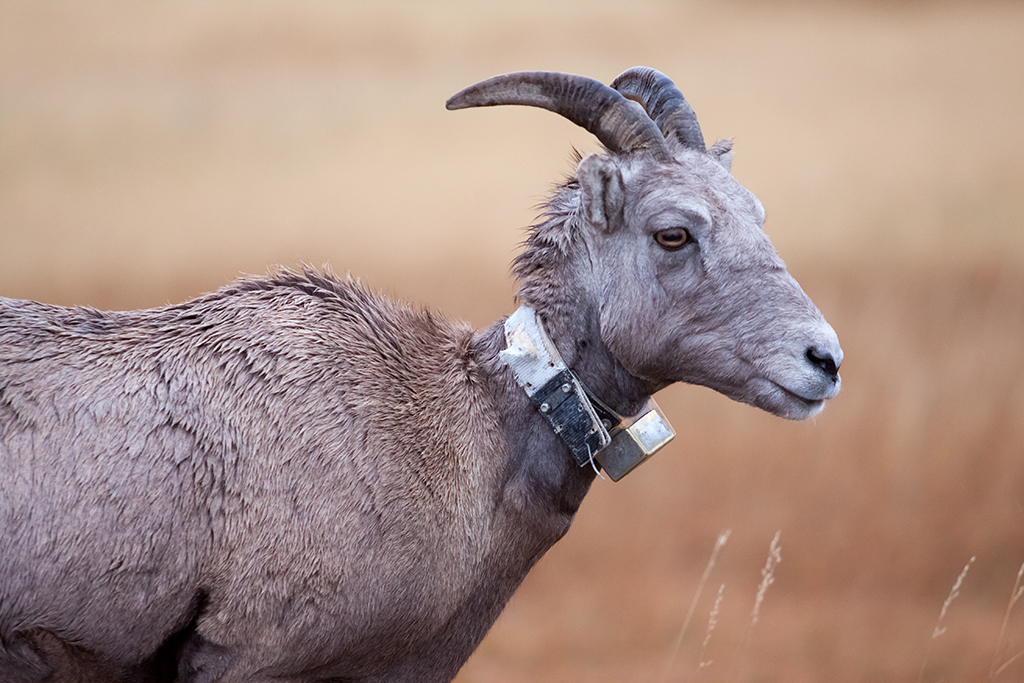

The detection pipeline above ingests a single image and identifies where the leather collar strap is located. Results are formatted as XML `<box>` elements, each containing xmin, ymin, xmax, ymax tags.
<box><xmin>500</xmin><ymin>306</ymin><xmax>611</xmax><ymax>468</ymax></box>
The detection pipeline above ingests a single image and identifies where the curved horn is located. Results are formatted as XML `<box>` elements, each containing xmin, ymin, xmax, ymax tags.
<box><xmin>446</xmin><ymin>71</ymin><xmax>672</xmax><ymax>162</ymax></box>
<box><xmin>611</xmin><ymin>66</ymin><xmax>705</xmax><ymax>152</ymax></box>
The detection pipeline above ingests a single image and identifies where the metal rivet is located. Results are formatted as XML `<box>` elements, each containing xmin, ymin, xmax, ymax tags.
<box><xmin>539</xmin><ymin>403</ymin><xmax>550</xmax><ymax>413</ymax></box>
<box><xmin>561</xmin><ymin>383</ymin><xmax>572</xmax><ymax>394</ymax></box>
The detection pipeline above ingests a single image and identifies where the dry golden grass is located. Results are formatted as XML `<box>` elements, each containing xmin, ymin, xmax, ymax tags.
<box><xmin>2</xmin><ymin>2</ymin><xmax>1023</xmax><ymax>681</ymax></box>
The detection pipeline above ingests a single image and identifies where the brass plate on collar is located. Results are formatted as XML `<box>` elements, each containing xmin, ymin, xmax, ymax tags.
<box><xmin>595</xmin><ymin>399</ymin><xmax>675</xmax><ymax>481</ymax></box>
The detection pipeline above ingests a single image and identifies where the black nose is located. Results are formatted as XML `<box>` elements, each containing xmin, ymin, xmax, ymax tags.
<box><xmin>806</xmin><ymin>346</ymin><xmax>840</xmax><ymax>382</ymax></box>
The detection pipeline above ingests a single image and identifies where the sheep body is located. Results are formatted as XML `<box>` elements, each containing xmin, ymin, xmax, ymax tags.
<box><xmin>1</xmin><ymin>271</ymin><xmax>545</xmax><ymax>682</ymax></box>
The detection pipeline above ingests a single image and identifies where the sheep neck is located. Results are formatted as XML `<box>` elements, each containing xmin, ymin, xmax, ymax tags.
<box><xmin>500</xmin><ymin>306</ymin><xmax>675</xmax><ymax>481</ymax></box>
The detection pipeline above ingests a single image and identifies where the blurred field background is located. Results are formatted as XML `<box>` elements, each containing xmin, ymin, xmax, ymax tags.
<box><xmin>2</xmin><ymin>1</ymin><xmax>1023</xmax><ymax>681</ymax></box>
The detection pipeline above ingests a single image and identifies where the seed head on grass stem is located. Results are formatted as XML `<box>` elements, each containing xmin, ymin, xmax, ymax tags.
<box><xmin>933</xmin><ymin>556</ymin><xmax>974</xmax><ymax>639</ymax></box>
<box><xmin>751</xmin><ymin>531</ymin><xmax>782</xmax><ymax>630</ymax></box>
<box><xmin>918</xmin><ymin>556</ymin><xmax>975</xmax><ymax>683</ymax></box>
<box><xmin>697</xmin><ymin>583</ymin><xmax>725</xmax><ymax>672</ymax></box>
<box><xmin>730</xmin><ymin>531</ymin><xmax>782</xmax><ymax>683</ymax></box>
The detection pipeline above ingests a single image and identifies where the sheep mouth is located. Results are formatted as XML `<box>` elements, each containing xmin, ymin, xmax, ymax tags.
<box><xmin>762</xmin><ymin>380</ymin><xmax>828</xmax><ymax>420</ymax></box>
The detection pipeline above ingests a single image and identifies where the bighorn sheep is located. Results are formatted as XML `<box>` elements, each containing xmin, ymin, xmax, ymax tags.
<box><xmin>0</xmin><ymin>67</ymin><xmax>842</xmax><ymax>683</ymax></box>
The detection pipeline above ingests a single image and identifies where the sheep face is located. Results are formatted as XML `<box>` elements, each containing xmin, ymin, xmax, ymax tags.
<box><xmin>578</xmin><ymin>145</ymin><xmax>842</xmax><ymax>420</ymax></box>
<box><xmin>448</xmin><ymin>67</ymin><xmax>842</xmax><ymax>419</ymax></box>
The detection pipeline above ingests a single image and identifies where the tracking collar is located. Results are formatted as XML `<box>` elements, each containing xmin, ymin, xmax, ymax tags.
<box><xmin>499</xmin><ymin>306</ymin><xmax>675</xmax><ymax>481</ymax></box>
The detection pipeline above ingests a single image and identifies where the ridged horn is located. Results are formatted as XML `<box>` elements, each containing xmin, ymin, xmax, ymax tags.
<box><xmin>611</xmin><ymin>66</ymin><xmax>706</xmax><ymax>152</ymax></box>
<box><xmin>446</xmin><ymin>71</ymin><xmax>672</xmax><ymax>162</ymax></box>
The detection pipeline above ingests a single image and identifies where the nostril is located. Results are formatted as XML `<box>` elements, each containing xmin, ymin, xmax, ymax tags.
<box><xmin>806</xmin><ymin>347</ymin><xmax>840</xmax><ymax>381</ymax></box>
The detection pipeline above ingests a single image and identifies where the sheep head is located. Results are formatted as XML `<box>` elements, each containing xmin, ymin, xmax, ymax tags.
<box><xmin>447</xmin><ymin>68</ymin><xmax>841</xmax><ymax>420</ymax></box>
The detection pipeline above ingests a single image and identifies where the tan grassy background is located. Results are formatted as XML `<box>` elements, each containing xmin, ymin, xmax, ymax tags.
<box><xmin>2</xmin><ymin>2</ymin><xmax>1024</xmax><ymax>681</ymax></box>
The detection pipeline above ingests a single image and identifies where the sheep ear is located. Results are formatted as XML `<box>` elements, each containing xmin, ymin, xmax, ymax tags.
<box><xmin>708</xmin><ymin>138</ymin><xmax>734</xmax><ymax>172</ymax></box>
<box><xmin>577</xmin><ymin>154</ymin><xmax>625</xmax><ymax>232</ymax></box>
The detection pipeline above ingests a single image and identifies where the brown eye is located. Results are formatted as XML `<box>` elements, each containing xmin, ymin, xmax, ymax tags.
<box><xmin>654</xmin><ymin>228</ymin><xmax>690</xmax><ymax>251</ymax></box>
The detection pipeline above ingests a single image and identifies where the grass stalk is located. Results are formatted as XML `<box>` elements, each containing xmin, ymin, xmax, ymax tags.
<box><xmin>918</xmin><ymin>556</ymin><xmax>975</xmax><ymax>683</ymax></box>
<box><xmin>696</xmin><ymin>583</ymin><xmax>725</xmax><ymax>674</ymax></box>
<box><xmin>989</xmin><ymin>561</ymin><xmax>1024</xmax><ymax>680</ymax></box>
<box><xmin>659</xmin><ymin>529</ymin><xmax>731</xmax><ymax>683</ymax></box>
<box><xmin>729</xmin><ymin>530</ymin><xmax>782</xmax><ymax>682</ymax></box>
